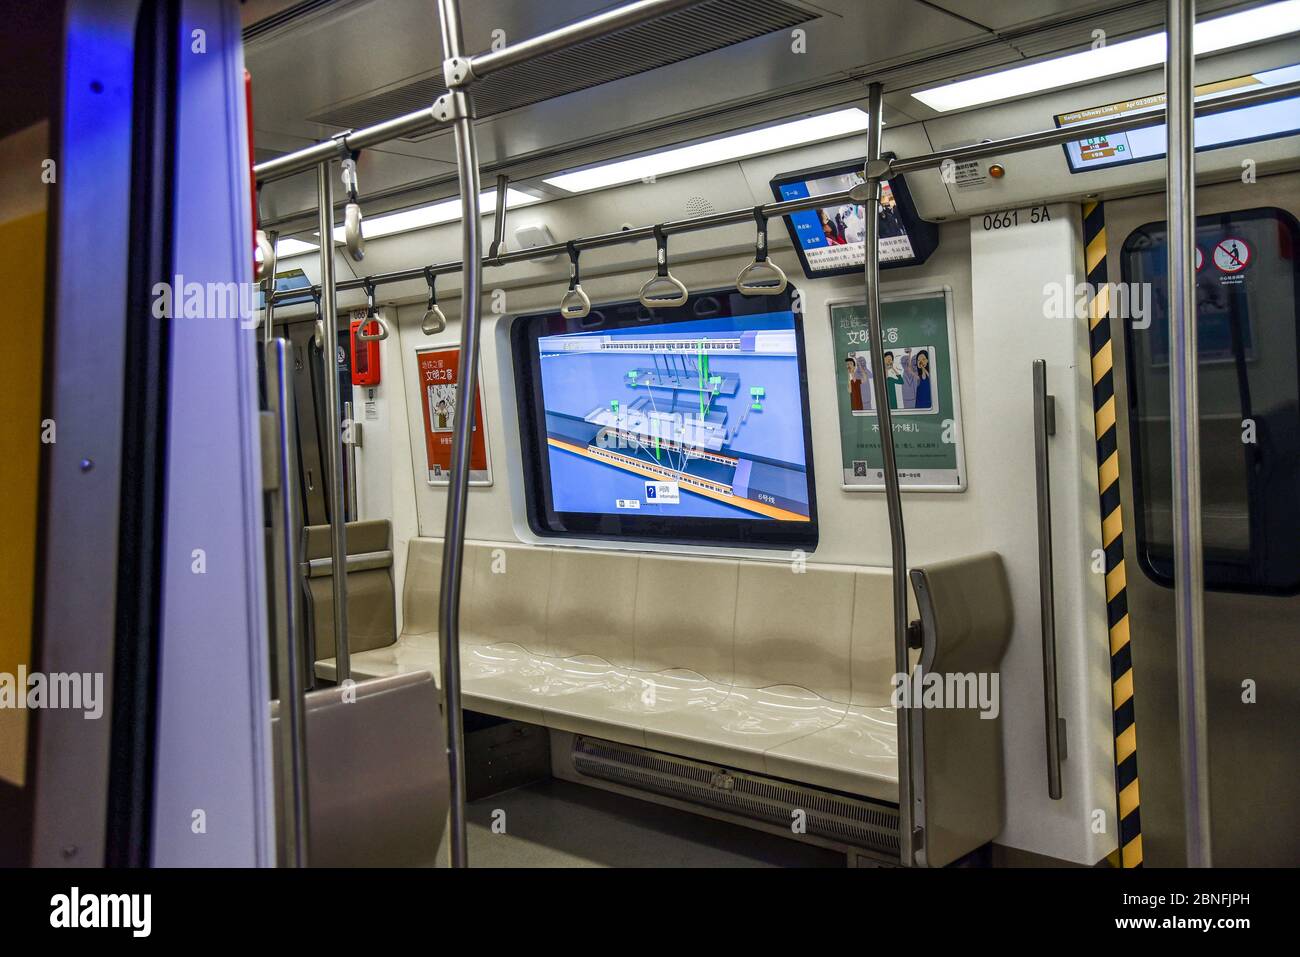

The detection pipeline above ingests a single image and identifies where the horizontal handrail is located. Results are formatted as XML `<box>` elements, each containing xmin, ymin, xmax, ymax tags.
<box><xmin>304</xmin><ymin>550</ymin><xmax>393</xmax><ymax>578</ymax></box>
<box><xmin>253</xmin><ymin>106</ymin><xmax>454</xmax><ymax>184</ymax></box>
<box><xmin>463</xmin><ymin>0</ymin><xmax>700</xmax><ymax>81</ymax></box>
<box><xmin>263</xmin><ymin>76</ymin><xmax>1300</xmax><ymax>305</ymax></box>
<box><xmin>891</xmin><ymin>77</ymin><xmax>1300</xmax><ymax>175</ymax></box>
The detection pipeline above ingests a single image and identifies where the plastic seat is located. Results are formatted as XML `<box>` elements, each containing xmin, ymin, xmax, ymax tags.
<box><xmin>317</xmin><ymin>538</ymin><xmax>905</xmax><ymax>800</ymax></box>
<box><xmin>315</xmin><ymin>541</ymin><xmax>1015</xmax><ymax>867</ymax></box>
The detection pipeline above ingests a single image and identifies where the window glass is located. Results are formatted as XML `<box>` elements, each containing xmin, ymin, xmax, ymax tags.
<box><xmin>1122</xmin><ymin>206</ymin><xmax>1300</xmax><ymax>593</ymax></box>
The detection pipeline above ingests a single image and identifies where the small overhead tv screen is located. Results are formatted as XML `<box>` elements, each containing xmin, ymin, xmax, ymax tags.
<box><xmin>512</xmin><ymin>288</ymin><xmax>818</xmax><ymax>550</ymax></box>
<box><xmin>770</xmin><ymin>158</ymin><xmax>939</xmax><ymax>279</ymax></box>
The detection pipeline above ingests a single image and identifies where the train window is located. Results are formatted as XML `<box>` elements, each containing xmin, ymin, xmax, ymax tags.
<box><xmin>1122</xmin><ymin>206</ymin><xmax>1300</xmax><ymax>594</ymax></box>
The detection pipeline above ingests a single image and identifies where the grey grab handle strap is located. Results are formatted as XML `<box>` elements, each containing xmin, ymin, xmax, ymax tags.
<box><xmin>736</xmin><ymin>206</ymin><xmax>787</xmax><ymax>297</ymax></box>
<box><xmin>638</xmin><ymin>225</ymin><xmax>688</xmax><ymax>309</ymax></box>
<box><xmin>340</xmin><ymin>152</ymin><xmax>366</xmax><ymax>263</ymax></box>
<box><xmin>311</xmin><ymin>288</ymin><xmax>327</xmax><ymax>350</ymax></box>
<box><xmin>356</xmin><ymin>279</ymin><xmax>388</xmax><ymax>341</ymax></box>
<box><xmin>559</xmin><ymin>241</ymin><xmax>591</xmax><ymax>319</ymax></box>
<box><xmin>421</xmin><ymin>266</ymin><xmax>447</xmax><ymax>335</ymax></box>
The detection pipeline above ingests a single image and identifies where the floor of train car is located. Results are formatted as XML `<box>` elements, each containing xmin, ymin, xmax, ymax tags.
<box><xmin>439</xmin><ymin>780</ymin><xmax>844</xmax><ymax>868</ymax></box>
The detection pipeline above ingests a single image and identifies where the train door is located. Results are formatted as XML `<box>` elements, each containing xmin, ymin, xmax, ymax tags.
<box><xmin>1105</xmin><ymin>172</ymin><xmax>1300</xmax><ymax>865</ymax></box>
<box><xmin>284</xmin><ymin>318</ymin><xmax>331</xmax><ymax>526</ymax></box>
<box><xmin>258</xmin><ymin>308</ymin><xmax>356</xmax><ymax>528</ymax></box>
<box><xmin>24</xmin><ymin>0</ymin><xmax>273</xmax><ymax>866</ymax></box>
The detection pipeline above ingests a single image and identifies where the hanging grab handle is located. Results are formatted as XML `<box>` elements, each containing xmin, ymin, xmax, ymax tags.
<box><xmin>340</xmin><ymin>153</ymin><xmax>366</xmax><ymax>263</ymax></box>
<box><xmin>311</xmin><ymin>288</ymin><xmax>326</xmax><ymax>351</ymax></box>
<box><xmin>255</xmin><ymin>184</ymin><xmax>276</xmax><ymax>284</ymax></box>
<box><xmin>421</xmin><ymin>266</ymin><xmax>447</xmax><ymax>335</ymax></box>
<box><xmin>638</xmin><ymin>226</ymin><xmax>688</xmax><ymax>309</ymax></box>
<box><xmin>559</xmin><ymin>241</ymin><xmax>592</xmax><ymax>319</ymax></box>
<box><xmin>356</xmin><ymin>279</ymin><xmax>388</xmax><ymax>341</ymax></box>
<box><xmin>256</xmin><ymin>230</ymin><xmax>277</xmax><ymax>284</ymax></box>
<box><xmin>736</xmin><ymin>206</ymin><xmax>787</xmax><ymax>296</ymax></box>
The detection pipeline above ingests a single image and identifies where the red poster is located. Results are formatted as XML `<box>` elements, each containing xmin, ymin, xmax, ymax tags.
<box><xmin>416</xmin><ymin>347</ymin><xmax>491</xmax><ymax>485</ymax></box>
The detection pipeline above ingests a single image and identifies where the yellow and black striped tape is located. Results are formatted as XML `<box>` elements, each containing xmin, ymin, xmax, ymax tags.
<box><xmin>1083</xmin><ymin>200</ymin><xmax>1143</xmax><ymax>868</ymax></box>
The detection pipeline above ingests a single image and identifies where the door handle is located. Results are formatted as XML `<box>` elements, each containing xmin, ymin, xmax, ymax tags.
<box><xmin>1034</xmin><ymin>359</ymin><xmax>1064</xmax><ymax>800</ymax></box>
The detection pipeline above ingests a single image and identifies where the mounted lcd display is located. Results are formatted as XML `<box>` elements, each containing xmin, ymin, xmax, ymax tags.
<box><xmin>512</xmin><ymin>288</ymin><xmax>818</xmax><ymax>549</ymax></box>
<box><xmin>1056</xmin><ymin>64</ymin><xmax>1300</xmax><ymax>174</ymax></box>
<box><xmin>769</xmin><ymin>158</ymin><xmax>939</xmax><ymax>278</ymax></box>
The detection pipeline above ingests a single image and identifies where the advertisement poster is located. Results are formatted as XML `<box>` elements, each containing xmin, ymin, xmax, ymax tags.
<box><xmin>829</xmin><ymin>289</ymin><xmax>966</xmax><ymax>491</ymax></box>
<box><xmin>416</xmin><ymin>346</ymin><xmax>492</xmax><ymax>486</ymax></box>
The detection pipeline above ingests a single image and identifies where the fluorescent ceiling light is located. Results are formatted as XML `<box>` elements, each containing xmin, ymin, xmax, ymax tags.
<box><xmin>327</xmin><ymin>188</ymin><xmax>540</xmax><ymax>243</ymax></box>
<box><xmin>263</xmin><ymin>236</ymin><xmax>317</xmax><ymax>257</ymax></box>
<box><xmin>913</xmin><ymin>0</ymin><xmax>1300</xmax><ymax>112</ymax></box>
<box><xmin>543</xmin><ymin>108</ymin><xmax>871</xmax><ymax>193</ymax></box>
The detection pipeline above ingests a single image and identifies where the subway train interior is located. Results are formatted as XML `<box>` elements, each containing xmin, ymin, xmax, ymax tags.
<box><xmin>3</xmin><ymin>0</ymin><xmax>1299</xmax><ymax>880</ymax></box>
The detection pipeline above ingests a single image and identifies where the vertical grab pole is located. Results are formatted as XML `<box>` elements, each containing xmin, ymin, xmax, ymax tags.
<box><xmin>343</xmin><ymin>399</ymin><xmax>359</xmax><ymax>523</ymax></box>
<box><xmin>436</xmin><ymin>0</ymin><xmax>481</xmax><ymax>868</ymax></box>
<box><xmin>1165</xmin><ymin>0</ymin><xmax>1211</xmax><ymax>867</ymax></box>
<box><xmin>861</xmin><ymin>82</ymin><xmax>914</xmax><ymax>865</ymax></box>
<box><xmin>317</xmin><ymin>161</ymin><xmax>351</xmax><ymax>683</ymax></box>
<box><xmin>266</xmin><ymin>339</ymin><xmax>311</xmax><ymax>867</ymax></box>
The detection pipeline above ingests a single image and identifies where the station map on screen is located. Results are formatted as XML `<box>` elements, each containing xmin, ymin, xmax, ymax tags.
<box><xmin>537</xmin><ymin>313</ymin><xmax>811</xmax><ymax>521</ymax></box>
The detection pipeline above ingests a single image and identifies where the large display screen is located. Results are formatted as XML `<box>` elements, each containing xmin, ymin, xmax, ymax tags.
<box><xmin>770</xmin><ymin>159</ymin><xmax>938</xmax><ymax>278</ymax></box>
<box><xmin>513</xmin><ymin>289</ymin><xmax>818</xmax><ymax>549</ymax></box>
<box><xmin>1056</xmin><ymin>64</ymin><xmax>1300</xmax><ymax>173</ymax></box>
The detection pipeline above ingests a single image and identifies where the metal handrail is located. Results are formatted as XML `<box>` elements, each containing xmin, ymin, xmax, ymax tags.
<box><xmin>343</xmin><ymin>400</ymin><xmax>359</xmax><ymax>523</ymax></box>
<box><xmin>252</xmin><ymin>0</ymin><xmax>697</xmax><ymax>185</ymax></box>
<box><xmin>1165</xmin><ymin>0</ymin><xmax>1211</xmax><ymax>868</ymax></box>
<box><xmin>1033</xmin><ymin>359</ymin><xmax>1063</xmax><ymax>801</ymax></box>
<box><xmin>891</xmin><ymin>77</ymin><xmax>1300</xmax><ymax>176</ymax></box>
<box><xmin>254</xmin><ymin>107</ymin><xmax>453</xmax><ymax>184</ymax></box>
<box><xmin>265</xmin><ymin>338</ymin><xmax>311</xmax><ymax>867</ymax></box>
<box><xmin>316</xmin><ymin>163</ymin><xmax>350</xmax><ymax>684</ymax></box>
<box><xmin>463</xmin><ymin>0</ymin><xmax>699</xmax><ymax>81</ymax></box>
<box><xmin>263</xmin><ymin>76</ymin><xmax>1300</xmax><ymax>308</ymax></box>
<box><xmin>435</xmin><ymin>0</ymin><xmax>481</xmax><ymax>870</ymax></box>
<box><xmin>860</xmin><ymin>81</ymin><xmax>914</xmax><ymax>866</ymax></box>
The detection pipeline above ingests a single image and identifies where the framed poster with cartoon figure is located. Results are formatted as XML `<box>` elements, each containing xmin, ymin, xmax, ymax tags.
<box><xmin>829</xmin><ymin>287</ymin><xmax>966</xmax><ymax>491</ymax></box>
<box><xmin>415</xmin><ymin>345</ymin><xmax>492</xmax><ymax>486</ymax></box>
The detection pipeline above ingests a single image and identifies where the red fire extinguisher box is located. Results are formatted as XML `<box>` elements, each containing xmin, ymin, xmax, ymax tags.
<box><xmin>350</xmin><ymin>315</ymin><xmax>382</xmax><ymax>386</ymax></box>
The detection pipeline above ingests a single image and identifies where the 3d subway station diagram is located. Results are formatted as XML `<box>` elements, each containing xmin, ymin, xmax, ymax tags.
<box><xmin>540</xmin><ymin>324</ymin><xmax>812</xmax><ymax>521</ymax></box>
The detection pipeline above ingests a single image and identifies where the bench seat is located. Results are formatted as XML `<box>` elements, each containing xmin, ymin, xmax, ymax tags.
<box><xmin>316</xmin><ymin>539</ymin><xmax>905</xmax><ymax>804</ymax></box>
<box><xmin>315</xmin><ymin>541</ymin><xmax>1016</xmax><ymax>866</ymax></box>
<box><xmin>319</xmin><ymin>634</ymin><xmax>900</xmax><ymax>802</ymax></box>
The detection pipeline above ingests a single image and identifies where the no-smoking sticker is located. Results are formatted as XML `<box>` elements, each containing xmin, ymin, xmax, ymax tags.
<box><xmin>1213</xmin><ymin>238</ymin><xmax>1251</xmax><ymax>273</ymax></box>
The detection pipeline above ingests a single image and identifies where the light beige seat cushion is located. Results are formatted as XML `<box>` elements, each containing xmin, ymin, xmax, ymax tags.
<box><xmin>317</xmin><ymin>538</ymin><xmax>901</xmax><ymax>800</ymax></box>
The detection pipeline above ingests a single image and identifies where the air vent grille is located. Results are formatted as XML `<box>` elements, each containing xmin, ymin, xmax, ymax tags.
<box><xmin>307</xmin><ymin>0</ymin><xmax>816</xmax><ymax>141</ymax></box>
<box><xmin>243</xmin><ymin>0</ymin><xmax>343</xmax><ymax>43</ymax></box>
<box><xmin>571</xmin><ymin>735</ymin><xmax>899</xmax><ymax>855</ymax></box>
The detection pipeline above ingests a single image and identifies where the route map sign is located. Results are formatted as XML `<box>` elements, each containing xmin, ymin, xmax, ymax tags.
<box><xmin>829</xmin><ymin>289</ymin><xmax>967</xmax><ymax>491</ymax></box>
